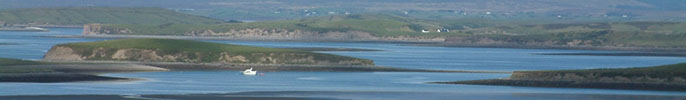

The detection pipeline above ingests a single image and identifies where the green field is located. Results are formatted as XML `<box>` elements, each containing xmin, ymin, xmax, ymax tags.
<box><xmin>0</xmin><ymin>7</ymin><xmax>225</xmax><ymax>25</ymax></box>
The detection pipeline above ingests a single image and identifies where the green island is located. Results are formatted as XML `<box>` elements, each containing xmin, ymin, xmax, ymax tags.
<box><xmin>45</xmin><ymin>38</ymin><xmax>374</xmax><ymax>65</ymax></box>
<box><xmin>433</xmin><ymin>63</ymin><xmax>686</xmax><ymax>91</ymax></box>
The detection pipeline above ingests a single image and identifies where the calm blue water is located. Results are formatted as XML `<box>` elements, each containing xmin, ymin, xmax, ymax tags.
<box><xmin>1</xmin><ymin>28</ymin><xmax>685</xmax><ymax>99</ymax></box>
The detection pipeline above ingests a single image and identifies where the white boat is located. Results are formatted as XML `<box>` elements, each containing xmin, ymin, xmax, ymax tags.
<box><xmin>241</xmin><ymin>67</ymin><xmax>257</xmax><ymax>75</ymax></box>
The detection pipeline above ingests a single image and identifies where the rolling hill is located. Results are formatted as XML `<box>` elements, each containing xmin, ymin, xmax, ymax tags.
<box><xmin>0</xmin><ymin>7</ymin><xmax>225</xmax><ymax>25</ymax></box>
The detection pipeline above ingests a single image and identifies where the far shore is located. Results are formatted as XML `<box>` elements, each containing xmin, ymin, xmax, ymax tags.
<box><xmin>533</xmin><ymin>52</ymin><xmax>686</xmax><ymax>57</ymax></box>
<box><xmin>43</xmin><ymin>34</ymin><xmax>444</xmax><ymax>43</ymax></box>
<box><xmin>414</xmin><ymin>43</ymin><xmax>686</xmax><ymax>53</ymax></box>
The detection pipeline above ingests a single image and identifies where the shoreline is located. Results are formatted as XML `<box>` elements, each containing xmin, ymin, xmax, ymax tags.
<box><xmin>413</xmin><ymin>43</ymin><xmax>686</xmax><ymax>53</ymax></box>
<box><xmin>431</xmin><ymin>79</ymin><xmax>686</xmax><ymax>92</ymax></box>
<box><xmin>533</xmin><ymin>52</ymin><xmax>686</xmax><ymax>57</ymax></box>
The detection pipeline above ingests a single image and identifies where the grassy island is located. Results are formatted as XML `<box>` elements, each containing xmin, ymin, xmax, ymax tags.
<box><xmin>46</xmin><ymin>38</ymin><xmax>374</xmax><ymax>65</ymax></box>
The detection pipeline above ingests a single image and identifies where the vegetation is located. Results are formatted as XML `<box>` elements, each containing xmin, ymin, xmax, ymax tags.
<box><xmin>93</xmin><ymin>14</ymin><xmax>464</xmax><ymax>37</ymax></box>
<box><xmin>524</xmin><ymin>63</ymin><xmax>686</xmax><ymax>78</ymax></box>
<box><xmin>0</xmin><ymin>7</ymin><xmax>225</xmax><ymax>25</ymax></box>
<box><xmin>0</xmin><ymin>58</ymin><xmax>53</xmax><ymax>73</ymax></box>
<box><xmin>57</xmin><ymin>38</ymin><xmax>373</xmax><ymax>64</ymax></box>
<box><xmin>446</xmin><ymin>21</ymin><xmax>686</xmax><ymax>48</ymax></box>
<box><xmin>91</xmin><ymin>13</ymin><xmax>686</xmax><ymax>48</ymax></box>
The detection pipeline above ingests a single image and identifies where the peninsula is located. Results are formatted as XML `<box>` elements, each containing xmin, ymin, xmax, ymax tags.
<box><xmin>433</xmin><ymin>63</ymin><xmax>686</xmax><ymax>91</ymax></box>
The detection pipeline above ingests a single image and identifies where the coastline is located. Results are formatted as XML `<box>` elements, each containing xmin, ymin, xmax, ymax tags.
<box><xmin>431</xmin><ymin>79</ymin><xmax>686</xmax><ymax>92</ymax></box>
<box><xmin>533</xmin><ymin>52</ymin><xmax>686</xmax><ymax>57</ymax></box>
<box><xmin>413</xmin><ymin>43</ymin><xmax>686</xmax><ymax>54</ymax></box>
<box><xmin>44</xmin><ymin>35</ymin><xmax>444</xmax><ymax>43</ymax></box>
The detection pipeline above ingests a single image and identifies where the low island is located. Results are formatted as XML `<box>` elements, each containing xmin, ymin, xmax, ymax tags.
<box><xmin>433</xmin><ymin>63</ymin><xmax>686</xmax><ymax>91</ymax></box>
<box><xmin>44</xmin><ymin>38</ymin><xmax>374</xmax><ymax>65</ymax></box>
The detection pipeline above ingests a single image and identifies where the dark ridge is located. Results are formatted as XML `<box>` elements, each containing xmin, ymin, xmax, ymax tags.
<box><xmin>432</xmin><ymin>79</ymin><xmax>686</xmax><ymax>92</ymax></box>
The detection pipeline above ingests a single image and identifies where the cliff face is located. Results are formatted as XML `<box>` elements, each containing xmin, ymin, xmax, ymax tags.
<box><xmin>44</xmin><ymin>46</ymin><xmax>373</xmax><ymax>65</ymax></box>
<box><xmin>83</xmin><ymin>24</ymin><xmax>133</xmax><ymax>35</ymax></box>
<box><xmin>82</xmin><ymin>24</ymin><xmax>444</xmax><ymax>42</ymax></box>
<box><xmin>509</xmin><ymin>71</ymin><xmax>686</xmax><ymax>85</ymax></box>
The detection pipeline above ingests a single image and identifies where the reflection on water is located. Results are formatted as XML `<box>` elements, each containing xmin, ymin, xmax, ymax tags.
<box><xmin>1</xmin><ymin>28</ymin><xmax>685</xmax><ymax>99</ymax></box>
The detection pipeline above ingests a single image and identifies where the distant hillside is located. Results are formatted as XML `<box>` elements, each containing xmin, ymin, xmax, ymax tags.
<box><xmin>2</xmin><ymin>0</ymin><xmax>685</xmax><ymax>21</ymax></box>
<box><xmin>84</xmin><ymin>14</ymin><xmax>451</xmax><ymax>36</ymax></box>
<box><xmin>44</xmin><ymin>38</ymin><xmax>373</xmax><ymax>65</ymax></box>
<box><xmin>0</xmin><ymin>7</ymin><xmax>225</xmax><ymax>25</ymax></box>
<box><xmin>436</xmin><ymin>63</ymin><xmax>686</xmax><ymax>91</ymax></box>
<box><xmin>445</xmin><ymin>22</ymin><xmax>686</xmax><ymax>49</ymax></box>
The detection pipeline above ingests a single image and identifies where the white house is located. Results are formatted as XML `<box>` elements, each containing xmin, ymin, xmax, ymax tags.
<box><xmin>421</xmin><ymin>29</ymin><xmax>430</xmax><ymax>33</ymax></box>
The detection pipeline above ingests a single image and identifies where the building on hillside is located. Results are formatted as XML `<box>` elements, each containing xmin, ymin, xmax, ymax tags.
<box><xmin>437</xmin><ymin>28</ymin><xmax>449</xmax><ymax>33</ymax></box>
<box><xmin>421</xmin><ymin>29</ymin><xmax>430</xmax><ymax>33</ymax></box>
